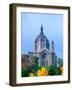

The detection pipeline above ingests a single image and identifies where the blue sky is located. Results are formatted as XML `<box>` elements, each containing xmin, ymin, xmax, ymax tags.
<box><xmin>21</xmin><ymin>12</ymin><xmax>63</xmax><ymax>59</ymax></box>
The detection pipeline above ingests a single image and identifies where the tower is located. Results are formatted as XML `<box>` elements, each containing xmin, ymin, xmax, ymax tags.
<box><xmin>51</xmin><ymin>40</ymin><xmax>57</xmax><ymax>66</ymax></box>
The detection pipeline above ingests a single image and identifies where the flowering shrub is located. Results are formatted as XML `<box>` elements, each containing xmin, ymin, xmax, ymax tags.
<box><xmin>37</xmin><ymin>67</ymin><xmax>48</xmax><ymax>76</ymax></box>
<box><xmin>22</xmin><ymin>65</ymin><xmax>63</xmax><ymax>77</ymax></box>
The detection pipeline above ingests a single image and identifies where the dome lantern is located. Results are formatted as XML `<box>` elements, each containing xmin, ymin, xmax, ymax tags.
<box><xmin>40</xmin><ymin>24</ymin><xmax>43</xmax><ymax>34</ymax></box>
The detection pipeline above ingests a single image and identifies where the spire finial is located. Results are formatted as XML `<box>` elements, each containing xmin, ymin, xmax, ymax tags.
<box><xmin>51</xmin><ymin>40</ymin><xmax>55</xmax><ymax>53</ymax></box>
<box><xmin>41</xmin><ymin>24</ymin><xmax>43</xmax><ymax>33</ymax></box>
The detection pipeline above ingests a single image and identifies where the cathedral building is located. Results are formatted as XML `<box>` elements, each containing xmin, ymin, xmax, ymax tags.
<box><xmin>34</xmin><ymin>24</ymin><xmax>57</xmax><ymax>67</ymax></box>
<box><xmin>22</xmin><ymin>24</ymin><xmax>58</xmax><ymax>68</ymax></box>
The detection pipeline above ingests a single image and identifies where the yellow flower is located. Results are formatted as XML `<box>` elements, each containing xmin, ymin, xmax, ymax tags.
<box><xmin>60</xmin><ymin>66</ymin><xmax>63</xmax><ymax>74</ymax></box>
<box><xmin>37</xmin><ymin>70</ymin><xmax>41</xmax><ymax>76</ymax></box>
<box><xmin>30</xmin><ymin>73</ymin><xmax>34</xmax><ymax>77</ymax></box>
<box><xmin>41</xmin><ymin>67</ymin><xmax>47</xmax><ymax>73</ymax></box>
<box><xmin>37</xmin><ymin>67</ymin><xmax>48</xmax><ymax>76</ymax></box>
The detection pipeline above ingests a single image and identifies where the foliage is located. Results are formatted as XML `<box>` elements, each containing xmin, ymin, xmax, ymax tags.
<box><xmin>21</xmin><ymin>65</ymin><xmax>63</xmax><ymax>77</ymax></box>
<box><xmin>48</xmin><ymin>65</ymin><xmax>56</xmax><ymax>75</ymax></box>
<box><xmin>57</xmin><ymin>58</ymin><xmax>63</xmax><ymax>67</ymax></box>
<box><xmin>55</xmin><ymin>67</ymin><xmax>62</xmax><ymax>75</ymax></box>
<box><xmin>21</xmin><ymin>67</ymin><xmax>32</xmax><ymax>77</ymax></box>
